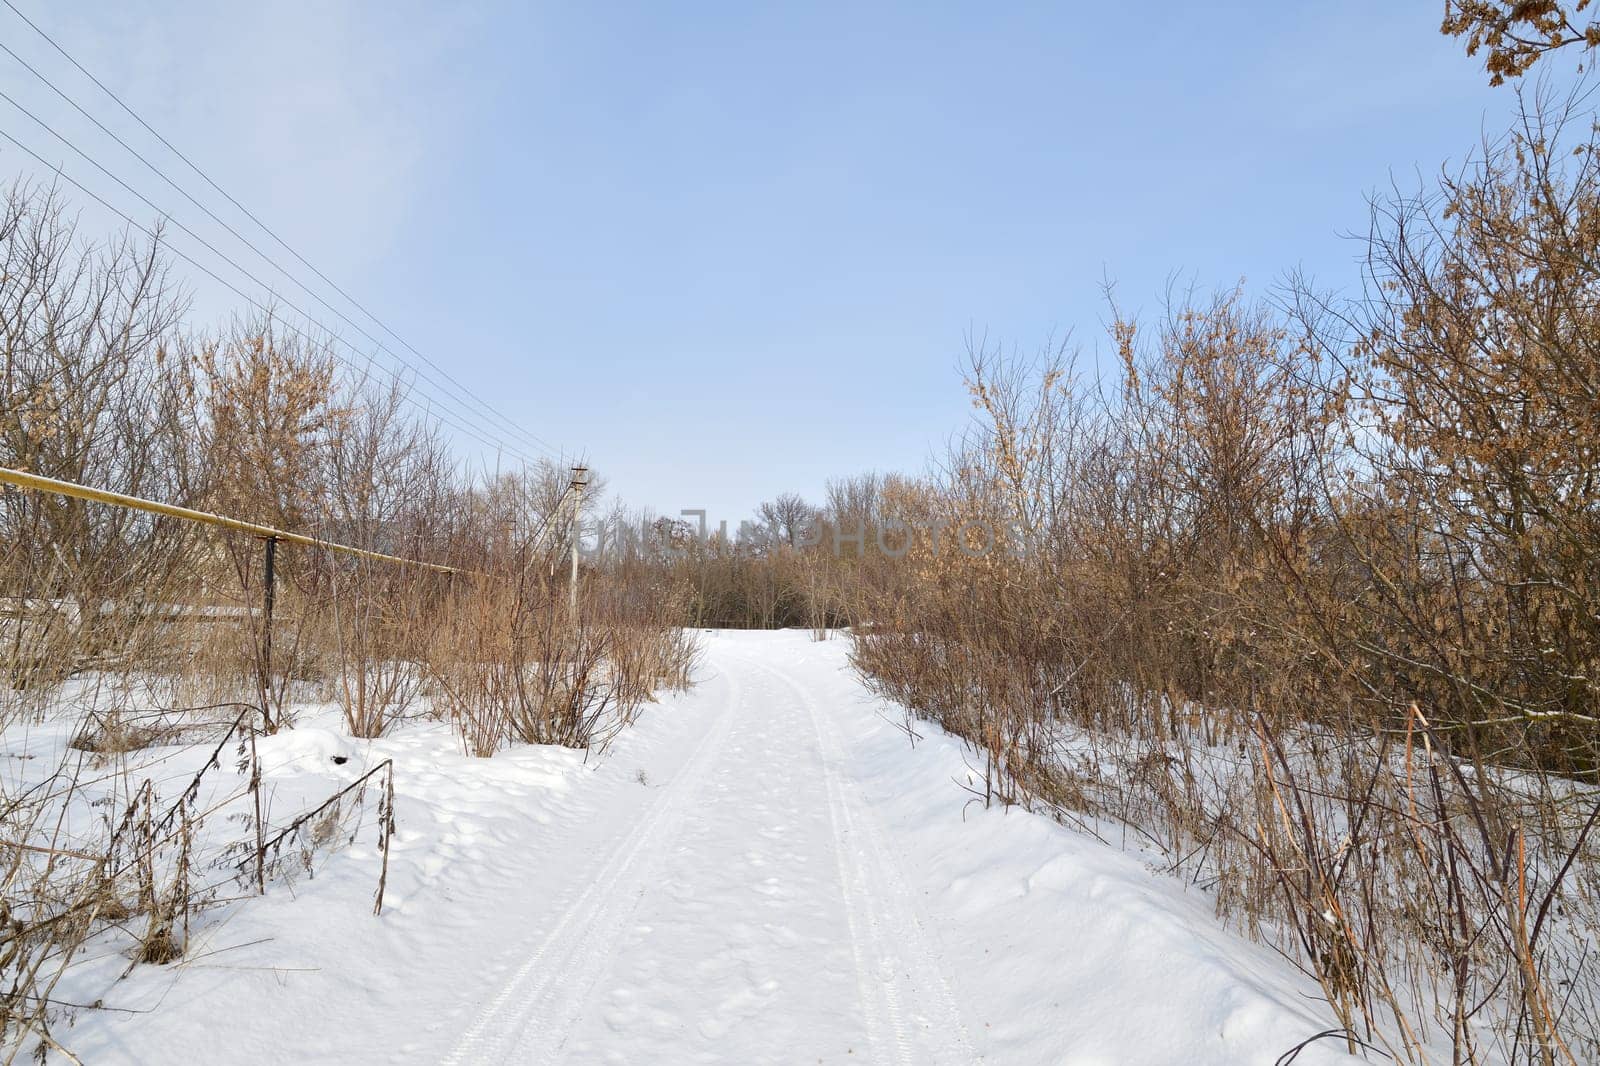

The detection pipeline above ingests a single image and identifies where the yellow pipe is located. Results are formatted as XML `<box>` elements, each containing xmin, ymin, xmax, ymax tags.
<box><xmin>0</xmin><ymin>466</ymin><xmax>462</xmax><ymax>575</ymax></box>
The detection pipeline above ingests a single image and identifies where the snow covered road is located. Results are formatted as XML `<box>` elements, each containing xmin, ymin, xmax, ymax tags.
<box><xmin>62</xmin><ymin>631</ymin><xmax>1357</xmax><ymax>1065</ymax></box>
<box><xmin>445</xmin><ymin>638</ymin><xmax>976</xmax><ymax>1065</ymax></box>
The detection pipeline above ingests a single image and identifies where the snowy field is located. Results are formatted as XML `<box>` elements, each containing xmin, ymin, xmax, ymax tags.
<box><xmin>46</xmin><ymin>630</ymin><xmax>1358</xmax><ymax>1064</ymax></box>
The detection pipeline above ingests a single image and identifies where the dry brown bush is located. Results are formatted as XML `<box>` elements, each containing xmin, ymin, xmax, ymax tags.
<box><xmin>836</xmin><ymin>97</ymin><xmax>1600</xmax><ymax>1064</ymax></box>
<box><xmin>0</xmin><ymin>181</ymin><xmax>695</xmax><ymax>1058</ymax></box>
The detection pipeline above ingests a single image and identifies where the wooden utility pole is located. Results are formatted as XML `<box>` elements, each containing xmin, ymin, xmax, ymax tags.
<box><xmin>259</xmin><ymin>535</ymin><xmax>278</xmax><ymax>730</ymax></box>
<box><xmin>568</xmin><ymin>465</ymin><xmax>588</xmax><ymax>615</ymax></box>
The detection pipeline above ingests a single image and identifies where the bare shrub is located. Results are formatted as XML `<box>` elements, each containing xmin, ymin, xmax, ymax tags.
<box><xmin>838</xmin><ymin>97</ymin><xmax>1600</xmax><ymax>1061</ymax></box>
<box><xmin>0</xmin><ymin>181</ymin><xmax>692</xmax><ymax>1058</ymax></box>
<box><xmin>425</xmin><ymin>581</ymin><xmax>516</xmax><ymax>757</ymax></box>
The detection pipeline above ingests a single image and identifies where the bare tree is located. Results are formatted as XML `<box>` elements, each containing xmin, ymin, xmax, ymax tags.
<box><xmin>756</xmin><ymin>492</ymin><xmax>818</xmax><ymax>547</ymax></box>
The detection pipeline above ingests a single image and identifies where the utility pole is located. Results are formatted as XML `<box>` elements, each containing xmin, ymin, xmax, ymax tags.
<box><xmin>259</xmin><ymin>535</ymin><xmax>278</xmax><ymax>731</ymax></box>
<box><xmin>568</xmin><ymin>465</ymin><xmax>588</xmax><ymax>616</ymax></box>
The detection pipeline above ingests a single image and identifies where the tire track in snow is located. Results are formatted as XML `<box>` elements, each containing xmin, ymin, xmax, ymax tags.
<box><xmin>814</xmin><ymin>697</ymin><xmax>908</xmax><ymax>1066</ymax></box>
<box><xmin>727</xmin><ymin>647</ymin><xmax>981</xmax><ymax>1065</ymax></box>
<box><xmin>441</xmin><ymin>664</ymin><xmax>744</xmax><ymax>1066</ymax></box>
<box><xmin>787</xmin><ymin>667</ymin><xmax>894</xmax><ymax>1066</ymax></box>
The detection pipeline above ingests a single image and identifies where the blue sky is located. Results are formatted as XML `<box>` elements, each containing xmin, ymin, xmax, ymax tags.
<box><xmin>0</xmin><ymin>1</ymin><xmax>1527</xmax><ymax>522</ymax></box>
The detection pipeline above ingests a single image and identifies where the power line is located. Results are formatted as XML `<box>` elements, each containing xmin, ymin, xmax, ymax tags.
<box><xmin>0</xmin><ymin>0</ymin><xmax>568</xmax><ymax>462</ymax></box>
<box><xmin>0</xmin><ymin>87</ymin><xmax>555</xmax><ymax>467</ymax></box>
<box><xmin>0</xmin><ymin>125</ymin><xmax>553</xmax><ymax>471</ymax></box>
<box><xmin>0</xmin><ymin>41</ymin><xmax>563</xmax><ymax>465</ymax></box>
<box><xmin>0</xmin><ymin>0</ymin><xmax>564</xmax><ymax>461</ymax></box>
<box><xmin>0</xmin><ymin>98</ymin><xmax>551</xmax><ymax>468</ymax></box>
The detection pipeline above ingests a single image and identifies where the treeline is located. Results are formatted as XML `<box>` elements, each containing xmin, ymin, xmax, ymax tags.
<box><xmin>602</xmin><ymin>484</ymin><xmax>901</xmax><ymax>631</ymax></box>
